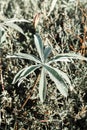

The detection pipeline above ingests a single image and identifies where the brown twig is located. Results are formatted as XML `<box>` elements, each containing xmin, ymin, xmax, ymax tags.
<box><xmin>21</xmin><ymin>74</ymin><xmax>40</xmax><ymax>109</ymax></box>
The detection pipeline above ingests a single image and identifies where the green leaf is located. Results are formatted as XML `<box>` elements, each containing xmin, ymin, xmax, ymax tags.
<box><xmin>39</xmin><ymin>68</ymin><xmax>47</xmax><ymax>103</ymax></box>
<box><xmin>44</xmin><ymin>64</ymin><xmax>68</xmax><ymax>97</ymax></box>
<box><xmin>34</xmin><ymin>34</ymin><xmax>44</xmax><ymax>62</ymax></box>
<box><xmin>7</xmin><ymin>53</ymin><xmax>41</xmax><ymax>63</ymax></box>
<box><xmin>44</xmin><ymin>46</ymin><xmax>52</xmax><ymax>62</ymax></box>
<box><xmin>48</xmin><ymin>53</ymin><xmax>87</xmax><ymax>64</ymax></box>
<box><xmin>13</xmin><ymin>65</ymin><xmax>40</xmax><ymax>84</ymax></box>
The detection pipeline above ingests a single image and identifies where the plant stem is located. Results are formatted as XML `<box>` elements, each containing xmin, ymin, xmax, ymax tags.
<box><xmin>21</xmin><ymin>74</ymin><xmax>40</xmax><ymax>109</ymax></box>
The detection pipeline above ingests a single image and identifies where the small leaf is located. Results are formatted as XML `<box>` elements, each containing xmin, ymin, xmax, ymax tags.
<box><xmin>44</xmin><ymin>64</ymin><xmax>68</xmax><ymax>97</ymax></box>
<box><xmin>34</xmin><ymin>34</ymin><xmax>44</xmax><ymax>62</ymax></box>
<box><xmin>39</xmin><ymin>68</ymin><xmax>47</xmax><ymax>102</ymax></box>
<box><xmin>7</xmin><ymin>53</ymin><xmax>41</xmax><ymax>63</ymax></box>
<box><xmin>44</xmin><ymin>46</ymin><xmax>52</xmax><ymax>62</ymax></box>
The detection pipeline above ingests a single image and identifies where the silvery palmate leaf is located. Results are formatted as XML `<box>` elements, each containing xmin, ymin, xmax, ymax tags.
<box><xmin>4</xmin><ymin>22</ymin><xmax>24</xmax><ymax>35</ymax></box>
<box><xmin>7</xmin><ymin>53</ymin><xmax>41</xmax><ymax>63</ymax></box>
<box><xmin>44</xmin><ymin>46</ymin><xmax>52</xmax><ymax>62</ymax></box>
<box><xmin>48</xmin><ymin>53</ymin><xmax>87</xmax><ymax>64</ymax></box>
<box><xmin>13</xmin><ymin>65</ymin><xmax>40</xmax><ymax>84</ymax></box>
<box><xmin>3</xmin><ymin>18</ymin><xmax>30</xmax><ymax>35</ymax></box>
<box><xmin>34</xmin><ymin>34</ymin><xmax>44</xmax><ymax>62</ymax></box>
<box><xmin>39</xmin><ymin>68</ymin><xmax>47</xmax><ymax>102</ymax></box>
<box><xmin>4</xmin><ymin>18</ymin><xmax>30</xmax><ymax>23</ymax></box>
<box><xmin>44</xmin><ymin>64</ymin><xmax>72</xmax><ymax>97</ymax></box>
<box><xmin>12</xmin><ymin>68</ymin><xmax>25</xmax><ymax>84</ymax></box>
